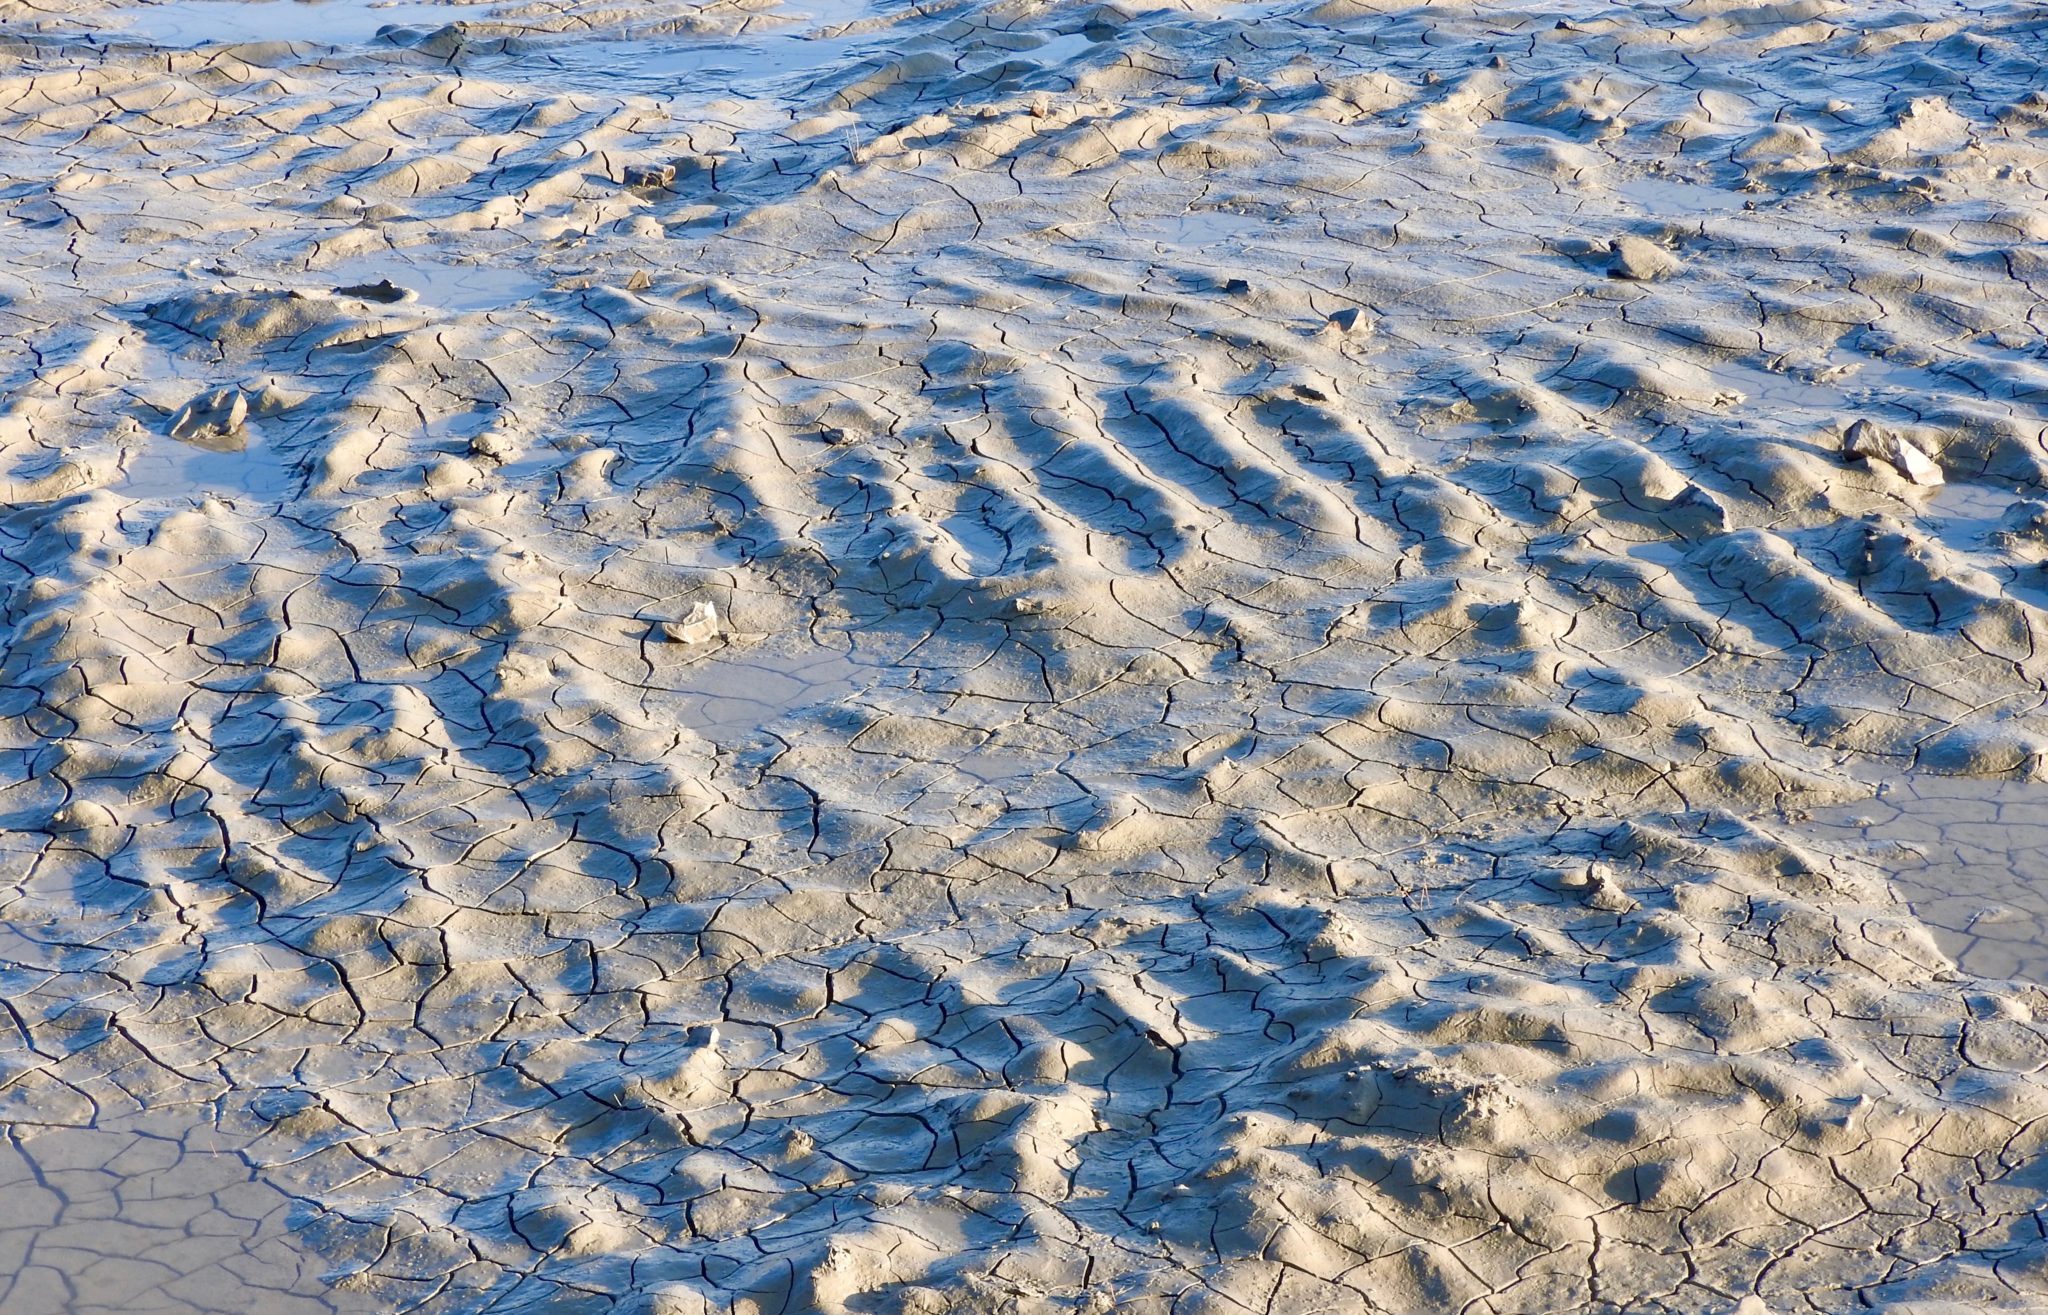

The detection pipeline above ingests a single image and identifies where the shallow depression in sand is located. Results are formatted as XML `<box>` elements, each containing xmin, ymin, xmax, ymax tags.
<box><xmin>110</xmin><ymin>0</ymin><xmax>460</xmax><ymax>48</ymax></box>
<box><xmin>116</xmin><ymin>425</ymin><xmax>300</xmax><ymax>503</ymax></box>
<box><xmin>0</xmin><ymin>1112</ymin><xmax>372</xmax><ymax>1315</ymax></box>
<box><xmin>1807</xmin><ymin>778</ymin><xmax>2048</xmax><ymax>983</ymax></box>
<box><xmin>1923</xmin><ymin>479</ymin><xmax>2037</xmax><ymax>547</ymax></box>
<box><xmin>318</xmin><ymin>250</ymin><xmax>546</xmax><ymax>313</ymax></box>
<box><xmin>669</xmin><ymin>632</ymin><xmax>882</xmax><ymax>744</ymax></box>
<box><xmin>1614</xmin><ymin>174</ymin><xmax>1753</xmax><ymax>216</ymax></box>
<box><xmin>519</xmin><ymin>31</ymin><xmax>868</xmax><ymax>91</ymax></box>
<box><xmin>105</xmin><ymin>0</ymin><xmax>906</xmax><ymax>97</ymax></box>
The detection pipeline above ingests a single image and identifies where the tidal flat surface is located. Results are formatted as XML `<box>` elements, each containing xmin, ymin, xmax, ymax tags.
<box><xmin>3</xmin><ymin>0</ymin><xmax>2048</xmax><ymax>1311</ymax></box>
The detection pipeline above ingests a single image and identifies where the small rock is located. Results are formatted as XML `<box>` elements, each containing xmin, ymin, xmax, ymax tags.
<box><xmin>1585</xmin><ymin>866</ymin><xmax>1639</xmax><ymax>913</ymax></box>
<box><xmin>1993</xmin><ymin>498</ymin><xmax>2048</xmax><ymax>545</ymax></box>
<box><xmin>332</xmin><ymin>278</ymin><xmax>410</xmax><ymax>303</ymax></box>
<box><xmin>661</xmin><ymin>600</ymin><xmax>721</xmax><ymax>645</ymax></box>
<box><xmin>1562</xmin><ymin>863</ymin><xmax>1639</xmax><ymax>913</ymax></box>
<box><xmin>1323</xmin><ymin>306</ymin><xmax>1373</xmax><ymax>338</ymax></box>
<box><xmin>469</xmin><ymin>430</ymin><xmax>515</xmax><ymax>463</ymax></box>
<box><xmin>1222</xmin><ymin>277</ymin><xmax>1252</xmax><ymax>295</ymax></box>
<box><xmin>623</xmin><ymin>162</ymin><xmax>677</xmax><ymax>189</ymax></box>
<box><xmin>1845</xmin><ymin>418</ymin><xmax>1943</xmax><ymax>486</ymax></box>
<box><xmin>1665</xmin><ymin>484</ymin><xmax>1728</xmax><ymax>534</ymax></box>
<box><xmin>169</xmin><ymin>387</ymin><xmax>248</xmax><ymax>442</ymax></box>
<box><xmin>1608</xmin><ymin>235</ymin><xmax>1683</xmax><ymax>281</ymax></box>
<box><xmin>250</xmin><ymin>1089</ymin><xmax>320</xmax><ymax>1123</ymax></box>
<box><xmin>624</xmin><ymin>269</ymin><xmax>654</xmax><ymax>291</ymax></box>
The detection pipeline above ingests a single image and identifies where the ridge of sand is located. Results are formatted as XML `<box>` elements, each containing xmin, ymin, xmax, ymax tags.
<box><xmin>2</xmin><ymin>0</ymin><xmax>2048</xmax><ymax>1311</ymax></box>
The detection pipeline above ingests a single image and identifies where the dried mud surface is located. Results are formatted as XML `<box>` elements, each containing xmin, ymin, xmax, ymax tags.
<box><xmin>3</xmin><ymin>0</ymin><xmax>2048</xmax><ymax>1311</ymax></box>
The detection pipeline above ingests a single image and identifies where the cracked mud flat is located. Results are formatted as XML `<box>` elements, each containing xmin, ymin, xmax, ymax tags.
<box><xmin>4</xmin><ymin>0</ymin><xmax>2048</xmax><ymax>1310</ymax></box>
